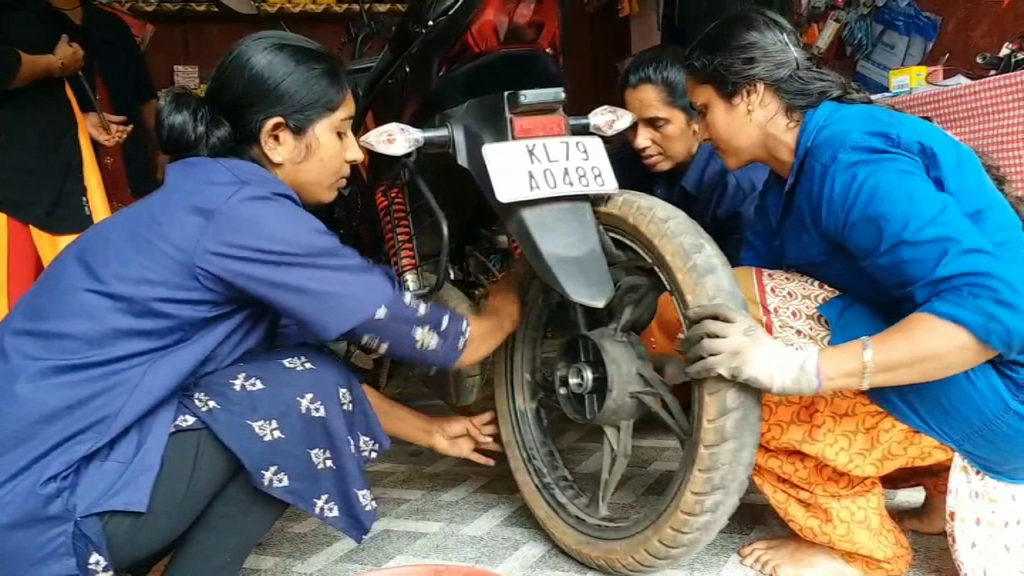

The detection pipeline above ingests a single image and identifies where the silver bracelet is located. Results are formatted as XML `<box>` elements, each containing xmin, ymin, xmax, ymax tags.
<box><xmin>858</xmin><ymin>336</ymin><xmax>874</xmax><ymax>391</ymax></box>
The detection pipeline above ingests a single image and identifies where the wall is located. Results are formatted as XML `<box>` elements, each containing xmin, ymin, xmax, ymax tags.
<box><xmin>629</xmin><ymin>0</ymin><xmax>660</xmax><ymax>56</ymax></box>
<box><xmin>139</xmin><ymin>5</ymin><xmax>627</xmax><ymax>110</ymax></box>
<box><xmin>561</xmin><ymin>0</ymin><xmax>633</xmax><ymax>113</ymax></box>
<box><xmin>917</xmin><ymin>0</ymin><xmax>1022</xmax><ymax>72</ymax></box>
<box><xmin>141</xmin><ymin>15</ymin><xmax>361</xmax><ymax>88</ymax></box>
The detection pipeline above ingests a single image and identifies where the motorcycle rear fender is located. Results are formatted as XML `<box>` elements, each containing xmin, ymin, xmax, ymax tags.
<box><xmin>434</xmin><ymin>91</ymin><xmax>615</xmax><ymax>308</ymax></box>
<box><xmin>502</xmin><ymin>200</ymin><xmax>615</xmax><ymax>308</ymax></box>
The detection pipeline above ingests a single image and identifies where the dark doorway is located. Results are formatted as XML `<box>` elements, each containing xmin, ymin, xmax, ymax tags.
<box><xmin>661</xmin><ymin>0</ymin><xmax>794</xmax><ymax>47</ymax></box>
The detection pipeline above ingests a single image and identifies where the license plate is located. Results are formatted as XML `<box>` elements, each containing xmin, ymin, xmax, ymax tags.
<box><xmin>481</xmin><ymin>136</ymin><xmax>619</xmax><ymax>204</ymax></box>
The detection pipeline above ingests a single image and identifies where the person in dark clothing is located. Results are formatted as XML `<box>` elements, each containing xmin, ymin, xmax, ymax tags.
<box><xmin>50</xmin><ymin>0</ymin><xmax>162</xmax><ymax>208</ymax></box>
<box><xmin>0</xmin><ymin>0</ymin><xmax>129</xmax><ymax>318</ymax></box>
<box><xmin>615</xmin><ymin>44</ymin><xmax>769</xmax><ymax>264</ymax></box>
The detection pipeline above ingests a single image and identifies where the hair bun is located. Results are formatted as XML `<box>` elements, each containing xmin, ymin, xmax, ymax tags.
<box><xmin>157</xmin><ymin>87</ymin><xmax>234</xmax><ymax>160</ymax></box>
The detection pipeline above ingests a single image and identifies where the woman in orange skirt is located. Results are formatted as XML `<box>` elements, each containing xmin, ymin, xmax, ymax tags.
<box><xmin>644</xmin><ymin>269</ymin><xmax>954</xmax><ymax>576</ymax></box>
<box><xmin>646</xmin><ymin>8</ymin><xmax>1024</xmax><ymax>576</ymax></box>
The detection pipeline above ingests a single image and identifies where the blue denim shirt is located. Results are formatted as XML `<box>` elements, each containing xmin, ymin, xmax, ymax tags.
<box><xmin>630</xmin><ymin>143</ymin><xmax>770</xmax><ymax>264</ymax></box>
<box><xmin>742</xmin><ymin>101</ymin><xmax>1024</xmax><ymax>483</ymax></box>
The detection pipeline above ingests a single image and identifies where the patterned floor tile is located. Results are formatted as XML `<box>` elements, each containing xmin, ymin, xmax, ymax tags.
<box><xmin>238</xmin><ymin>387</ymin><xmax>957</xmax><ymax>576</ymax></box>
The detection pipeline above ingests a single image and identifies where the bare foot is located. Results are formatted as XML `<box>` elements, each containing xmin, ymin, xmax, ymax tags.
<box><xmin>739</xmin><ymin>537</ymin><xmax>863</xmax><ymax>576</ymax></box>
<box><xmin>896</xmin><ymin>489</ymin><xmax>947</xmax><ymax>535</ymax></box>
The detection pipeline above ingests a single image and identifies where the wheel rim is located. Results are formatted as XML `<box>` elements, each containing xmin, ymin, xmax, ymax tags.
<box><xmin>503</xmin><ymin>225</ymin><xmax>699</xmax><ymax>540</ymax></box>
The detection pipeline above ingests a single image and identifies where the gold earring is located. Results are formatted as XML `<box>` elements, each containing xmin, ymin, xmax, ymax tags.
<box><xmin>747</xmin><ymin>105</ymin><xmax>755</xmax><ymax>123</ymax></box>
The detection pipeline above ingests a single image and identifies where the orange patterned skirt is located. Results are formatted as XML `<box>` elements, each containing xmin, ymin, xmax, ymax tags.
<box><xmin>642</xmin><ymin>267</ymin><xmax>953</xmax><ymax>576</ymax></box>
<box><xmin>0</xmin><ymin>83</ymin><xmax>110</xmax><ymax>320</ymax></box>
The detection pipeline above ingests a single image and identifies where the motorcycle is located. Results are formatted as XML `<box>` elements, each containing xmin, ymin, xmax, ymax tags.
<box><xmin>338</xmin><ymin>0</ymin><xmax>763</xmax><ymax>572</ymax></box>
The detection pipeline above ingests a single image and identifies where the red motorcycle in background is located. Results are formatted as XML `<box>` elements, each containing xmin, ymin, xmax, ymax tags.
<box><xmin>328</xmin><ymin>0</ymin><xmax>764</xmax><ymax>572</ymax></box>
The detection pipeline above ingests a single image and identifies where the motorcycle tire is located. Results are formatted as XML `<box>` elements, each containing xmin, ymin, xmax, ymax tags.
<box><xmin>424</xmin><ymin>279</ymin><xmax>492</xmax><ymax>412</ymax></box>
<box><xmin>493</xmin><ymin>191</ymin><xmax>762</xmax><ymax>575</ymax></box>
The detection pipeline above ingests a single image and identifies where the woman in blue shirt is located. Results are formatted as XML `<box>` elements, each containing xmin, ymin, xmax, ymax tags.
<box><xmin>614</xmin><ymin>44</ymin><xmax>769</xmax><ymax>265</ymax></box>
<box><xmin>663</xmin><ymin>8</ymin><xmax>1024</xmax><ymax>576</ymax></box>
<box><xmin>0</xmin><ymin>31</ymin><xmax>521</xmax><ymax>576</ymax></box>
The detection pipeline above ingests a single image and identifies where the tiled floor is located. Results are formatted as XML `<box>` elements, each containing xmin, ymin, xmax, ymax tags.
<box><xmin>238</xmin><ymin>395</ymin><xmax>958</xmax><ymax>576</ymax></box>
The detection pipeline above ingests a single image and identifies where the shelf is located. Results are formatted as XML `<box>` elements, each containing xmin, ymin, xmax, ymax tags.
<box><xmin>107</xmin><ymin>2</ymin><xmax>407</xmax><ymax>15</ymax></box>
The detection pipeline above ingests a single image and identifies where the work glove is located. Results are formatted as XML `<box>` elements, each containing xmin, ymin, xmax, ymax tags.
<box><xmin>681</xmin><ymin>304</ymin><xmax>822</xmax><ymax>396</ymax></box>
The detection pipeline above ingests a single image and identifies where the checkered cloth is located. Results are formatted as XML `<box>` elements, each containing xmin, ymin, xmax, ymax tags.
<box><xmin>883</xmin><ymin>71</ymin><xmax>1024</xmax><ymax>196</ymax></box>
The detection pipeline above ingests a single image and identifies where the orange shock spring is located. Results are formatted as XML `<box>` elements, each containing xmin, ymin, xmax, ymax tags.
<box><xmin>374</xmin><ymin>182</ymin><xmax>419</xmax><ymax>276</ymax></box>
<box><xmin>509</xmin><ymin>236</ymin><xmax>523</xmax><ymax>259</ymax></box>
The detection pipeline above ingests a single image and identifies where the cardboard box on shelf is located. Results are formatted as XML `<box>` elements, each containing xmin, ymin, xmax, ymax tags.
<box><xmin>888</xmin><ymin>65</ymin><xmax>928</xmax><ymax>93</ymax></box>
<box><xmin>172</xmin><ymin>65</ymin><xmax>201</xmax><ymax>90</ymax></box>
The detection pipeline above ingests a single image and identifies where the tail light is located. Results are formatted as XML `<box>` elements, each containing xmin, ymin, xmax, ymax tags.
<box><xmin>510</xmin><ymin>114</ymin><xmax>569</xmax><ymax>139</ymax></box>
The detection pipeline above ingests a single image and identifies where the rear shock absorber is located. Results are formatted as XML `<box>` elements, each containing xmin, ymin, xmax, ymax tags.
<box><xmin>509</xmin><ymin>236</ymin><xmax>523</xmax><ymax>259</ymax></box>
<box><xmin>374</xmin><ymin>182</ymin><xmax>421</xmax><ymax>291</ymax></box>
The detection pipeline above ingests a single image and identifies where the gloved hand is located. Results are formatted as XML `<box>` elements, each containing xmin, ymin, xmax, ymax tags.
<box><xmin>681</xmin><ymin>304</ymin><xmax>822</xmax><ymax>396</ymax></box>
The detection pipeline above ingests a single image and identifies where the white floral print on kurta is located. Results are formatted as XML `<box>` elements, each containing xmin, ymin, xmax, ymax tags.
<box><xmin>172</xmin><ymin>414</ymin><xmax>198</xmax><ymax>430</ymax></box>
<box><xmin>349</xmin><ymin>435</ymin><xmax>356</xmax><ymax>453</ymax></box>
<box><xmin>281</xmin><ymin>356</ymin><xmax>316</xmax><ymax>370</ymax></box>
<box><xmin>458</xmin><ymin>319</ymin><xmax>470</xmax><ymax>350</ymax></box>
<box><xmin>374</xmin><ymin>304</ymin><xmax>388</xmax><ymax>320</ymax></box>
<box><xmin>358</xmin><ymin>433</ymin><xmax>380</xmax><ymax>460</ymax></box>
<box><xmin>297</xmin><ymin>393</ymin><xmax>326</xmax><ymax>417</ymax></box>
<box><xmin>403</xmin><ymin>292</ymin><xmax>429</xmax><ymax>316</ymax></box>
<box><xmin>247</xmin><ymin>419</ymin><xmax>285</xmax><ymax>441</ymax></box>
<box><xmin>355</xmin><ymin>488</ymin><xmax>377</xmax><ymax>511</ymax></box>
<box><xmin>230</xmin><ymin>372</ymin><xmax>265</xmax><ymax>392</ymax></box>
<box><xmin>440</xmin><ymin>312</ymin><xmax>450</xmax><ymax>331</ymax></box>
<box><xmin>412</xmin><ymin>325</ymin><xmax>441</xmax><ymax>350</ymax></box>
<box><xmin>339</xmin><ymin>388</ymin><xmax>354</xmax><ymax>411</ymax></box>
<box><xmin>260</xmin><ymin>465</ymin><xmax>290</xmax><ymax>488</ymax></box>
<box><xmin>308</xmin><ymin>448</ymin><xmax>335</xmax><ymax>469</ymax></box>
<box><xmin>88</xmin><ymin>552</ymin><xmax>114</xmax><ymax>576</ymax></box>
<box><xmin>191</xmin><ymin>392</ymin><xmax>220</xmax><ymax>412</ymax></box>
<box><xmin>313</xmin><ymin>494</ymin><xmax>340</xmax><ymax>518</ymax></box>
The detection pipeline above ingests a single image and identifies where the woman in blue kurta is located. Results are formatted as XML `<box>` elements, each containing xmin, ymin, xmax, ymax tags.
<box><xmin>615</xmin><ymin>44</ymin><xmax>769</xmax><ymax>265</ymax></box>
<box><xmin>654</xmin><ymin>8</ymin><xmax>1024</xmax><ymax>576</ymax></box>
<box><xmin>0</xmin><ymin>32</ymin><xmax>522</xmax><ymax>576</ymax></box>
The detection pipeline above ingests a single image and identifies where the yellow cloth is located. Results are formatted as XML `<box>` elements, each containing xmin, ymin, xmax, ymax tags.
<box><xmin>0</xmin><ymin>82</ymin><xmax>110</xmax><ymax>319</ymax></box>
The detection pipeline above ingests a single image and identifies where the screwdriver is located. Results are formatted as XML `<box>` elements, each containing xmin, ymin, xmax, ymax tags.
<box><xmin>76</xmin><ymin>71</ymin><xmax>112</xmax><ymax>135</ymax></box>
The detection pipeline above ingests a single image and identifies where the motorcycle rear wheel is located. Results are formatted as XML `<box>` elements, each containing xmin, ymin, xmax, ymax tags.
<box><xmin>493</xmin><ymin>191</ymin><xmax>762</xmax><ymax>575</ymax></box>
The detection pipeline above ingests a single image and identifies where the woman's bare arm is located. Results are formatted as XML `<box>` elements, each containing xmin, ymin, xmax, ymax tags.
<box><xmin>1</xmin><ymin>49</ymin><xmax>58</xmax><ymax>90</ymax></box>
<box><xmin>361</xmin><ymin>384</ymin><xmax>437</xmax><ymax>446</ymax></box>
<box><xmin>819</xmin><ymin>313</ymin><xmax>997</xmax><ymax>391</ymax></box>
<box><xmin>454</xmin><ymin>273</ymin><xmax>521</xmax><ymax>367</ymax></box>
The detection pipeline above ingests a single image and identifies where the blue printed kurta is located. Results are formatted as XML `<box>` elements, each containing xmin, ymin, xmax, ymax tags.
<box><xmin>174</xmin><ymin>346</ymin><xmax>392</xmax><ymax>541</ymax></box>
<box><xmin>610</xmin><ymin>142</ymin><xmax>769</xmax><ymax>264</ymax></box>
<box><xmin>0</xmin><ymin>157</ymin><xmax>469</xmax><ymax>575</ymax></box>
<box><xmin>741</xmin><ymin>101</ymin><xmax>1024</xmax><ymax>483</ymax></box>
<box><xmin>648</xmin><ymin>143</ymin><xmax>769</xmax><ymax>265</ymax></box>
